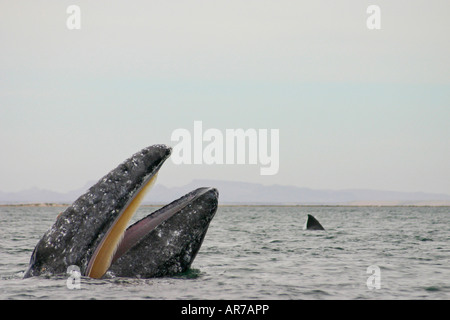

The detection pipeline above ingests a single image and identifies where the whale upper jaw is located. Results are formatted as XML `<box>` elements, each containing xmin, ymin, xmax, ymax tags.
<box><xmin>24</xmin><ymin>145</ymin><xmax>219</xmax><ymax>279</ymax></box>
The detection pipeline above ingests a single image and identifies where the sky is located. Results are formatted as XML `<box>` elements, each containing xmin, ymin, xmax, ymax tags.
<box><xmin>0</xmin><ymin>1</ymin><xmax>449</xmax><ymax>195</ymax></box>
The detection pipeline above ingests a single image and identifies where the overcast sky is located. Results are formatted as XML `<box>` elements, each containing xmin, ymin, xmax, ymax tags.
<box><xmin>1</xmin><ymin>1</ymin><xmax>449</xmax><ymax>195</ymax></box>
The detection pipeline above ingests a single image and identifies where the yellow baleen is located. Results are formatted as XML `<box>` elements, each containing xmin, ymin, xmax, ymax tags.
<box><xmin>87</xmin><ymin>174</ymin><xmax>158</xmax><ymax>279</ymax></box>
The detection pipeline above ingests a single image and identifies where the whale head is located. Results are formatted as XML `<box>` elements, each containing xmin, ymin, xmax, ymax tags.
<box><xmin>24</xmin><ymin>145</ymin><xmax>218</xmax><ymax>279</ymax></box>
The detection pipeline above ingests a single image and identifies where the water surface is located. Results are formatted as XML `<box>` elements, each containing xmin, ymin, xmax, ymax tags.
<box><xmin>0</xmin><ymin>206</ymin><xmax>449</xmax><ymax>299</ymax></box>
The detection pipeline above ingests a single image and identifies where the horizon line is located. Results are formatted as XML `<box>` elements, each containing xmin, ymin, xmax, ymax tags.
<box><xmin>2</xmin><ymin>201</ymin><xmax>450</xmax><ymax>208</ymax></box>
<box><xmin>1</xmin><ymin>178</ymin><xmax>450</xmax><ymax>197</ymax></box>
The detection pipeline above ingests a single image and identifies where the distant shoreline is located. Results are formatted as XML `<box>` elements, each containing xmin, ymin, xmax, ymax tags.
<box><xmin>1</xmin><ymin>202</ymin><xmax>449</xmax><ymax>208</ymax></box>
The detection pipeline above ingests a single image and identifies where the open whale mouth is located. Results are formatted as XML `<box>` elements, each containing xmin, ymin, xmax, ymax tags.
<box><xmin>87</xmin><ymin>183</ymin><xmax>218</xmax><ymax>279</ymax></box>
<box><xmin>24</xmin><ymin>145</ymin><xmax>219</xmax><ymax>279</ymax></box>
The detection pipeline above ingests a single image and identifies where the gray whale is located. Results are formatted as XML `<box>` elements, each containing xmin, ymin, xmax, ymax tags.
<box><xmin>24</xmin><ymin>145</ymin><xmax>218</xmax><ymax>279</ymax></box>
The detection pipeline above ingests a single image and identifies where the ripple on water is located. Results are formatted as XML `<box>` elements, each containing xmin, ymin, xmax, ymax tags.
<box><xmin>1</xmin><ymin>206</ymin><xmax>450</xmax><ymax>299</ymax></box>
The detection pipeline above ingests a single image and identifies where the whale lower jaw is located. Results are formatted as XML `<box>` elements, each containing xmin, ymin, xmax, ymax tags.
<box><xmin>108</xmin><ymin>187</ymin><xmax>218</xmax><ymax>278</ymax></box>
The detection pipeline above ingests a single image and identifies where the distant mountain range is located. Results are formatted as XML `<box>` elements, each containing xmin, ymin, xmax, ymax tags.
<box><xmin>1</xmin><ymin>180</ymin><xmax>450</xmax><ymax>206</ymax></box>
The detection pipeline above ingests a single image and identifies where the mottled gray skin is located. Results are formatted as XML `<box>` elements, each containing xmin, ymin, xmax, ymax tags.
<box><xmin>109</xmin><ymin>187</ymin><xmax>219</xmax><ymax>278</ymax></box>
<box><xmin>305</xmin><ymin>214</ymin><xmax>325</xmax><ymax>230</ymax></box>
<box><xmin>24</xmin><ymin>145</ymin><xmax>172</xmax><ymax>278</ymax></box>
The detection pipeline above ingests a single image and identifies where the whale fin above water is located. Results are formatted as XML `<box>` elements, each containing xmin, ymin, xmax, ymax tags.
<box><xmin>304</xmin><ymin>214</ymin><xmax>325</xmax><ymax>230</ymax></box>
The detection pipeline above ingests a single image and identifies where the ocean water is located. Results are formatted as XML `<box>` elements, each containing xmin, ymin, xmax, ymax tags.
<box><xmin>0</xmin><ymin>205</ymin><xmax>449</xmax><ymax>300</ymax></box>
